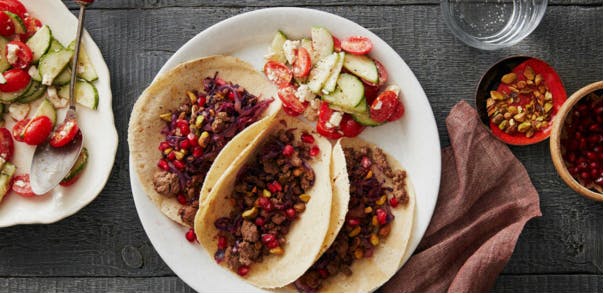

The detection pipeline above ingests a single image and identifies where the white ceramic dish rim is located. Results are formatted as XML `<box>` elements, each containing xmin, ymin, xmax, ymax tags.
<box><xmin>0</xmin><ymin>0</ymin><xmax>117</xmax><ymax>227</ymax></box>
<box><xmin>130</xmin><ymin>7</ymin><xmax>441</xmax><ymax>292</ymax></box>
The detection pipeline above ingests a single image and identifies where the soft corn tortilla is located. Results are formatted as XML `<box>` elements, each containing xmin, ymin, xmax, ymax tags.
<box><xmin>312</xmin><ymin>137</ymin><xmax>416</xmax><ymax>292</ymax></box>
<box><xmin>194</xmin><ymin>114</ymin><xmax>333</xmax><ymax>289</ymax></box>
<box><xmin>128</xmin><ymin>55</ymin><xmax>281</xmax><ymax>226</ymax></box>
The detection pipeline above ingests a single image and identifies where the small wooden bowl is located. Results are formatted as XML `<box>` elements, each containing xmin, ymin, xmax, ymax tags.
<box><xmin>550</xmin><ymin>81</ymin><xmax>603</xmax><ymax>202</ymax></box>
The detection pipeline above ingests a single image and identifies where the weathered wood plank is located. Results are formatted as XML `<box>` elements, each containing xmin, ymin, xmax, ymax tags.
<box><xmin>0</xmin><ymin>274</ymin><xmax>601</xmax><ymax>292</ymax></box>
<box><xmin>0</xmin><ymin>3</ymin><xmax>600</xmax><ymax>293</ymax></box>
<box><xmin>62</xmin><ymin>0</ymin><xmax>603</xmax><ymax>9</ymax></box>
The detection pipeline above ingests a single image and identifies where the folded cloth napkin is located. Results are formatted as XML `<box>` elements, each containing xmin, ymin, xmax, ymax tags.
<box><xmin>380</xmin><ymin>101</ymin><xmax>542</xmax><ymax>293</ymax></box>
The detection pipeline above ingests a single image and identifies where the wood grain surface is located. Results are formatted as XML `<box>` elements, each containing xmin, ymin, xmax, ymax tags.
<box><xmin>0</xmin><ymin>0</ymin><xmax>601</xmax><ymax>292</ymax></box>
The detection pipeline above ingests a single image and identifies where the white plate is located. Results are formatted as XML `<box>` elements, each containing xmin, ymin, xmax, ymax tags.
<box><xmin>130</xmin><ymin>7</ymin><xmax>441</xmax><ymax>292</ymax></box>
<box><xmin>0</xmin><ymin>0</ymin><xmax>117</xmax><ymax>227</ymax></box>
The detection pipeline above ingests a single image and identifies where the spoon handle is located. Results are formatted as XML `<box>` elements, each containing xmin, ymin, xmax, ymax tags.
<box><xmin>68</xmin><ymin>2</ymin><xmax>91</xmax><ymax>115</ymax></box>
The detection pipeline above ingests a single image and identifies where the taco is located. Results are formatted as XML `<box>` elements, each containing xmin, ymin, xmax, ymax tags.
<box><xmin>194</xmin><ymin>114</ymin><xmax>333</xmax><ymax>288</ymax></box>
<box><xmin>128</xmin><ymin>55</ymin><xmax>281</xmax><ymax>227</ymax></box>
<box><xmin>293</xmin><ymin>137</ymin><xmax>416</xmax><ymax>292</ymax></box>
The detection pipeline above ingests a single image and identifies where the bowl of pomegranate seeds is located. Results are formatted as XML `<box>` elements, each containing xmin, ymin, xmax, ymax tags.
<box><xmin>550</xmin><ymin>81</ymin><xmax>603</xmax><ymax>202</ymax></box>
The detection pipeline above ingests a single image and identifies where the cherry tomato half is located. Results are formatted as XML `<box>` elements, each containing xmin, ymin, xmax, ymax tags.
<box><xmin>21</xmin><ymin>16</ymin><xmax>42</xmax><ymax>40</ymax></box>
<box><xmin>11</xmin><ymin>117</ymin><xmax>29</xmax><ymax>142</ymax></box>
<box><xmin>339</xmin><ymin>114</ymin><xmax>365</xmax><ymax>137</ymax></box>
<box><xmin>316</xmin><ymin>102</ymin><xmax>343</xmax><ymax>140</ymax></box>
<box><xmin>341</xmin><ymin>36</ymin><xmax>373</xmax><ymax>55</ymax></box>
<box><xmin>364</xmin><ymin>83</ymin><xmax>379</xmax><ymax>105</ymax></box>
<box><xmin>0</xmin><ymin>68</ymin><xmax>30</xmax><ymax>92</ymax></box>
<box><xmin>264</xmin><ymin>61</ymin><xmax>293</xmax><ymax>87</ymax></box>
<box><xmin>277</xmin><ymin>86</ymin><xmax>306</xmax><ymax>114</ymax></box>
<box><xmin>0</xmin><ymin>0</ymin><xmax>27</xmax><ymax>19</ymax></box>
<box><xmin>369</xmin><ymin>90</ymin><xmax>399</xmax><ymax>123</ymax></box>
<box><xmin>23</xmin><ymin>116</ymin><xmax>53</xmax><ymax>146</ymax></box>
<box><xmin>0</xmin><ymin>127</ymin><xmax>13</xmax><ymax>161</ymax></box>
<box><xmin>60</xmin><ymin>175</ymin><xmax>80</xmax><ymax>187</ymax></box>
<box><xmin>12</xmin><ymin>174</ymin><xmax>35</xmax><ymax>197</ymax></box>
<box><xmin>292</xmin><ymin>47</ymin><xmax>311</xmax><ymax>79</ymax></box>
<box><xmin>6</xmin><ymin>41</ymin><xmax>32</xmax><ymax>69</ymax></box>
<box><xmin>374</xmin><ymin>59</ymin><xmax>388</xmax><ymax>86</ymax></box>
<box><xmin>50</xmin><ymin>118</ymin><xmax>80</xmax><ymax>148</ymax></box>
<box><xmin>388</xmin><ymin>100</ymin><xmax>405</xmax><ymax>122</ymax></box>
<box><xmin>0</xmin><ymin>12</ymin><xmax>14</xmax><ymax>36</ymax></box>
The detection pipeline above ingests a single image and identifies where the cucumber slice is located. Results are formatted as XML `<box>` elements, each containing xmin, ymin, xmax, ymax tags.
<box><xmin>300</xmin><ymin>38</ymin><xmax>316</xmax><ymax>64</ymax></box>
<box><xmin>58</xmin><ymin>80</ymin><xmax>98</xmax><ymax>110</ymax></box>
<box><xmin>322</xmin><ymin>73</ymin><xmax>364</xmax><ymax>109</ymax></box>
<box><xmin>53</xmin><ymin>67</ymin><xmax>72</xmax><ymax>86</ymax></box>
<box><xmin>68</xmin><ymin>41</ymin><xmax>98</xmax><ymax>82</ymax></box>
<box><xmin>62</xmin><ymin>147</ymin><xmax>88</xmax><ymax>183</ymax></box>
<box><xmin>31</xmin><ymin>98</ymin><xmax>57</xmax><ymax>126</ymax></box>
<box><xmin>307</xmin><ymin>53</ymin><xmax>339</xmax><ymax>94</ymax></box>
<box><xmin>48</xmin><ymin>38</ymin><xmax>65</xmax><ymax>53</ymax></box>
<box><xmin>28</xmin><ymin>65</ymin><xmax>42</xmax><ymax>81</ymax></box>
<box><xmin>26</xmin><ymin>25</ymin><xmax>52</xmax><ymax>62</ymax></box>
<box><xmin>0</xmin><ymin>37</ymin><xmax>10</xmax><ymax>72</ymax></box>
<box><xmin>18</xmin><ymin>80</ymin><xmax>46</xmax><ymax>103</ymax></box>
<box><xmin>4</xmin><ymin>12</ymin><xmax>25</xmax><ymax>34</ymax></box>
<box><xmin>311</xmin><ymin>26</ymin><xmax>334</xmax><ymax>60</ymax></box>
<box><xmin>0</xmin><ymin>80</ymin><xmax>32</xmax><ymax>102</ymax></box>
<box><xmin>329</xmin><ymin>97</ymin><xmax>368</xmax><ymax>115</ymax></box>
<box><xmin>343</xmin><ymin>54</ymin><xmax>378</xmax><ymax>84</ymax></box>
<box><xmin>266</xmin><ymin>31</ymin><xmax>287</xmax><ymax>64</ymax></box>
<box><xmin>0</xmin><ymin>162</ymin><xmax>16</xmax><ymax>203</ymax></box>
<box><xmin>351</xmin><ymin>111</ymin><xmax>383</xmax><ymax>127</ymax></box>
<box><xmin>38</xmin><ymin>49</ymin><xmax>74</xmax><ymax>85</ymax></box>
<box><xmin>321</xmin><ymin>52</ymin><xmax>345</xmax><ymax>94</ymax></box>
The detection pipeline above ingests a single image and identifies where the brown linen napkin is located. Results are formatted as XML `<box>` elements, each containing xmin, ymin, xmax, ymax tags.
<box><xmin>380</xmin><ymin>100</ymin><xmax>542</xmax><ymax>292</ymax></box>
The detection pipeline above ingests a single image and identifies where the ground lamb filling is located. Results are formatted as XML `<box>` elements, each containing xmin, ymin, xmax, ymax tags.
<box><xmin>213</xmin><ymin>128</ymin><xmax>317</xmax><ymax>277</ymax></box>
<box><xmin>152</xmin><ymin>74</ymin><xmax>272</xmax><ymax>226</ymax></box>
<box><xmin>294</xmin><ymin>145</ymin><xmax>408</xmax><ymax>292</ymax></box>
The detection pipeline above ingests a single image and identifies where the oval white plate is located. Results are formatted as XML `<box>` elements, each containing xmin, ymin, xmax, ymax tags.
<box><xmin>0</xmin><ymin>0</ymin><xmax>117</xmax><ymax>227</ymax></box>
<box><xmin>130</xmin><ymin>7</ymin><xmax>441</xmax><ymax>292</ymax></box>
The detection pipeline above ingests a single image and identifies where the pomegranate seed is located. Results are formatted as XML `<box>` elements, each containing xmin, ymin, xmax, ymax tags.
<box><xmin>376</xmin><ymin>208</ymin><xmax>387</xmax><ymax>225</ymax></box>
<box><xmin>185</xmin><ymin>228</ymin><xmax>196</xmax><ymax>242</ymax></box>
<box><xmin>198</xmin><ymin>96</ymin><xmax>206</xmax><ymax>106</ymax></box>
<box><xmin>389</xmin><ymin>197</ymin><xmax>399</xmax><ymax>208</ymax></box>
<box><xmin>286</xmin><ymin>208</ymin><xmax>296</xmax><ymax>219</ymax></box>
<box><xmin>254</xmin><ymin>217</ymin><xmax>265</xmax><ymax>226</ymax></box>
<box><xmin>158</xmin><ymin>141</ymin><xmax>170</xmax><ymax>151</ymax></box>
<box><xmin>237</xmin><ymin>265</ymin><xmax>250</xmax><ymax>276</ymax></box>
<box><xmin>581</xmin><ymin>172</ymin><xmax>590</xmax><ymax>180</ymax></box>
<box><xmin>262</xmin><ymin>233</ymin><xmax>276</xmax><ymax>245</ymax></box>
<box><xmin>187</xmin><ymin>133</ymin><xmax>198</xmax><ymax>146</ymax></box>
<box><xmin>173</xmin><ymin>160</ymin><xmax>186</xmax><ymax>170</ymax></box>
<box><xmin>587</xmin><ymin>152</ymin><xmax>598</xmax><ymax>160</ymax></box>
<box><xmin>268</xmin><ymin>181</ymin><xmax>282</xmax><ymax>193</ymax></box>
<box><xmin>317</xmin><ymin>268</ymin><xmax>328</xmax><ymax>278</ymax></box>
<box><xmin>180</xmin><ymin>125</ymin><xmax>190</xmax><ymax>136</ymax></box>
<box><xmin>177</xmin><ymin>193</ymin><xmax>187</xmax><ymax>205</ymax></box>
<box><xmin>347</xmin><ymin>218</ymin><xmax>360</xmax><ymax>226</ymax></box>
<box><xmin>267</xmin><ymin>240</ymin><xmax>279</xmax><ymax>249</ymax></box>
<box><xmin>180</xmin><ymin>139</ymin><xmax>190</xmax><ymax>150</ymax></box>
<box><xmin>301</xmin><ymin>133</ymin><xmax>315</xmax><ymax>144</ymax></box>
<box><xmin>157</xmin><ymin>159</ymin><xmax>169</xmax><ymax>171</ymax></box>
<box><xmin>215</xmin><ymin>78</ymin><xmax>226</xmax><ymax>86</ymax></box>
<box><xmin>592</xmin><ymin>169</ymin><xmax>600</xmax><ymax>178</ymax></box>
<box><xmin>282</xmin><ymin>144</ymin><xmax>294</xmax><ymax>156</ymax></box>
<box><xmin>193</xmin><ymin>146</ymin><xmax>203</xmax><ymax>158</ymax></box>
<box><xmin>310</xmin><ymin>145</ymin><xmax>320</xmax><ymax>157</ymax></box>
<box><xmin>257</xmin><ymin>197</ymin><xmax>271</xmax><ymax>211</ymax></box>
<box><xmin>361</xmin><ymin>156</ymin><xmax>372</xmax><ymax>168</ymax></box>
<box><xmin>167</xmin><ymin>151</ymin><xmax>176</xmax><ymax>160</ymax></box>
<box><xmin>228</xmin><ymin>91</ymin><xmax>235</xmax><ymax>100</ymax></box>
<box><xmin>217</xmin><ymin>236</ymin><xmax>227</xmax><ymax>249</ymax></box>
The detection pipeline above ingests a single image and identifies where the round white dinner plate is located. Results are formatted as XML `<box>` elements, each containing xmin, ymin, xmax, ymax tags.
<box><xmin>0</xmin><ymin>0</ymin><xmax>117</xmax><ymax>227</ymax></box>
<box><xmin>130</xmin><ymin>7</ymin><xmax>441</xmax><ymax>292</ymax></box>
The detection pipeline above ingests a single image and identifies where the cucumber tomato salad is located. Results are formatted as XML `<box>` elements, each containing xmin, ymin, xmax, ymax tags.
<box><xmin>263</xmin><ymin>27</ymin><xmax>404</xmax><ymax>139</ymax></box>
<box><xmin>0</xmin><ymin>0</ymin><xmax>96</xmax><ymax>202</ymax></box>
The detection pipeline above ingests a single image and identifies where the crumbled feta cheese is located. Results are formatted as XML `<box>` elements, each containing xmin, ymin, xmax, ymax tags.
<box><xmin>373</xmin><ymin>100</ymin><xmax>383</xmax><ymax>110</ymax></box>
<box><xmin>295</xmin><ymin>84</ymin><xmax>315</xmax><ymax>103</ymax></box>
<box><xmin>42</xmin><ymin>74</ymin><xmax>53</xmax><ymax>86</ymax></box>
<box><xmin>8</xmin><ymin>103</ymin><xmax>30</xmax><ymax>121</ymax></box>
<box><xmin>47</xmin><ymin>86</ymin><xmax>68</xmax><ymax>109</ymax></box>
<box><xmin>0</xmin><ymin>73</ymin><xmax>5</xmax><ymax>84</ymax></box>
<box><xmin>28</xmin><ymin>66</ymin><xmax>39</xmax><ymax>79</ymax></box>
<box><xmin>282</xmin><ymin>40</ymin><xmax>300</xmax><ymax>65</ymax></box>
<box><xmin>6</xmin><ymin>43</ymin><xmax>19</xmax><ymax>64</ymax></box>
<box><xmin>327</xmin><ymin>111</ymin><xmax>343</xmax><ymax>128</ymax></box>
<box><xmin>385</xmin><ymin>85</ymin><xmax>401</xmax><ymax>96</ymax></box>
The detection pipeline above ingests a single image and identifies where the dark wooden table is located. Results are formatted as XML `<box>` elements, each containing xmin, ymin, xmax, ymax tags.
<box><xmin>0</xmin><ymin>0</ymin><xmax>602</xmax><ymax>292</ymax></box>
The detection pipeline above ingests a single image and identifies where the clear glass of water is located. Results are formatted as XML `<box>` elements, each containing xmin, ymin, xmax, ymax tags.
<box><xmin>441</xmin><ymin>0</ymin><xmax>548</xmax><ymax>50</ymax></box>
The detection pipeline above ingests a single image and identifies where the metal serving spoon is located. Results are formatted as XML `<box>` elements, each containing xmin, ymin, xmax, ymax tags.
<box><xmin>30</xmin><ymin>0</ymin><xmax>94</xmax><ymax>195</ymax></box>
